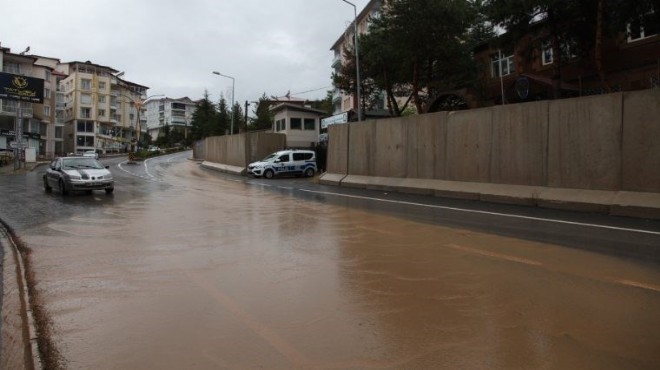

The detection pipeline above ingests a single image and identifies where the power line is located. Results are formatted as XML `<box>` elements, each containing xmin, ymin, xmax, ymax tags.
<box><xmin>292</xmin><ymin>86</ymin><xmax>332</xmax><ymax>96</ymax></box>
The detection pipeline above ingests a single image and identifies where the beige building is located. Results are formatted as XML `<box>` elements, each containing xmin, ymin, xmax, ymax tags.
<box><xmin>1</xmin><ymin>47</ymin><xmax>37</xmax><ymax>154</ymax></box>
<box><xmin>271</xmin><ymin>102</ymin><xmax>324</xmax><ymax>148</ymax></box>
<box><xmin>56</xmin><ymin>61</ymin><xmax>149</xmax><ymax>154</ymax></box>
<box><xmin>1</xmin><ymin>46</ymin><xmax>149</xmax><ymax>159</ymax></box>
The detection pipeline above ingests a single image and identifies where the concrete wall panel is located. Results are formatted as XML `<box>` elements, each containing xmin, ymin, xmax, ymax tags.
<box><xmin>327</xmin><ymin>124</ymin><xmax>349</xmax><ymax>174</ymax></box>
<box><xmin>246</xmin><ymin>132</ymin><xmax>286</xmax><ymax>163</ymax></box>
<box><xmin>622</xmin><ymin>90</ymin><xmax>660</xmax><ymax>192</ymax></box>
<box><xmin>548</xmin><ymin>93</ymin><xmax>622</xmax><ymax>190</ymax></box>
<box><xmin>433</xmin><ymin>112</ymin><xmax>449</xmax><ymax>180</ymax></box>
<box><xmin>490</xmin><ymin>101</ymin><xmax>548</xmax><ymax>186</ymax></box>
<box><xmin>445</xmin><ymin>108</ymin><xmax>493</xmax><ymax>183</ymax></box>
<box><xmin>374</xmin><ymin>117</ymin><xmax>406</xmax><ymax>178</ymax></box>
<box><xmin>406</xmin><ymin>113</ymin><xmax>444</xmax><ymax>179</ymax></box>
<box><xmin>349</xmin><ymin>120</ymin><xmax>376</xmax><ymax>176</ymax></box>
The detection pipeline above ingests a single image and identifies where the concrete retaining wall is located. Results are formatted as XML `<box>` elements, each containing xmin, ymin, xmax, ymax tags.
<box><xmin>203</xmin><ymin>132</ymin><xmax>286</xmax><ymax>168</ymax></box>
<box><xmin>321</xmin><ymin>89</ymin><xmax>660</xmax><ymax>217</ymax></box>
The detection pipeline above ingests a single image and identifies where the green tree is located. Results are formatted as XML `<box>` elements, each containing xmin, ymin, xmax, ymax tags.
<box><xmin>190</xmin><ymin>90</ymin><xmax>218</xmax><ymax>140</ymax></box>
<box><xmin>216</xmin><ymin>95</ymin><xmax>230</xmax><ymax>136</ymax></box>
<box><xmin>249</xmin><ymin>93</ymin><xmax>275</xmax><ymax>131</ymax></box>
<box><xmin>333</xmin><ymin>0</ymin><xmax>480</xmax><ymax>115</ymax></box>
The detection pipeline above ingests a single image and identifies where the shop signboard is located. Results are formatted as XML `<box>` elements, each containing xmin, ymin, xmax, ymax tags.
<box><xmin>0</xmin><ymin>72</ymin><xmax>44</xmax><ymax>104</ymax></box>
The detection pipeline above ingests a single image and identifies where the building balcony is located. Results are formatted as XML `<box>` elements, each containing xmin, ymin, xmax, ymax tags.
<box><xmin>332</xmin><ymin>54</ymin><xmax>342</xmax><ymax>68</ymax></box>
<box><xmin>0</xmin><ymin>104</ymin><xmax>34</xmax><ymax>118</ymax></box>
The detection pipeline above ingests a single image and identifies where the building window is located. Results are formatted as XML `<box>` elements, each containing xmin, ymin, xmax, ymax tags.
<box><xmin>81</xmin><ymin>79</ymin><xmax>92</xmax><ymax>90</ymax></box>
<box><xmin>77</xmin><ymin>121</ymin><xmax>94</xmax><ymax>132</ymax></box>
<box><xmin>290</xmin><ymin>118</ymin><xmax>302</xmax><ymax>130</ymax></box>
<box><xmin>44</xmin><ymin>88</ymin><xmax>51</xmax><ymax>99</ymax></box>
<box><xmin>99</xmin><ymin>81</ymin><xmax>106</xmax><ymax>90</ymax></box>
<box><xmin>3</xmin><ymin>62</ymin><xmax>20</xmax><ymax>74</ymax></box>
<box><xmin>76</xmin><ymin>135</ymin><xmax>95</xmax><ymax>147</ymax></box>
<box><xmin>77</xmin><ymin>121</ymin><xmax>94</xmax><ymax>133</ymax></box>
<box><xmin>304</xmin><ymin>118</ymin><xmax>316</xmax><ymax>131</ymax></box>
<box><xmin>81</xmin><ymin>93</ymin><xmax>92</xmax><ymax>105</ymax></box>
<box><xmin>99</xmin><ymin>95</ymin><xmax>106</xmax><ymax>103</ymax></box>
<box><xmin>55</xmin><ymin>126</ymin><xmax>63</xmax><ymax>139</ymax></box>
<box><xmin>44</xmin><ymin>106</ymin><xmax>51</xmax><ymax>116</ymax></box>
<box><xmin>45</xmin><ymin>70</ymin><xmax>52</xmax><ymax>81</ymax></box>
<box><xmin>491</xmin><ymin>52</ymin><xmax>515</xmax><ymax>78</ymax></box>
<box><xmin>99</xmin><ymin>109</ymin><xmax>106</xmax><ymax>118</ymax></box>
<box><xmin>542</xmin><ymin>39</ymin><xmax>577</xmax><ymax>65</ymax></box>
<box><xmin>80</xmin><ymin>107</ymin><xmax>92</xmax><ymax>118</ymax></box>
<box><xmin>628</xmin><ymin>13</ymin><xmax>659</xmax><ymax>42</ymax></box>
<box><xmin>542</xmin><ymin>41</ymin><xmax>553</xmax><ymax>65</ymax></box>
<box><xmin>275</xmin><ymin>119</ymin><xmax>286</xmax><ymax>132</ymax></box>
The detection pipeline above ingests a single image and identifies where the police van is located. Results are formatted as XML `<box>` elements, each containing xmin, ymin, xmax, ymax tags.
<box><xmin>247</xmin><ymin>149</ymin><xmax>317</xmax><ymax>179</ymax></box>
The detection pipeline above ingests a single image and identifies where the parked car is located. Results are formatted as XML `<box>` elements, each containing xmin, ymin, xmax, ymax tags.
<box><xmin>82</xmin><ymin>150</ymin><xmax>99</xmax><ymax>159</ymax></box>
<box><xmin>247</xmin><ymin>149</ymin><xmax>317</xmax><ymax>179</ymax></box>
<box><xmin>148</xmin><ymin>146</ymin><xmax>161</xmax><ymax>153</ymax></box>
<box><xmin>43</xmin><ymin>156</ymin><xmax>114</xmax><ymax>195</ymax></box>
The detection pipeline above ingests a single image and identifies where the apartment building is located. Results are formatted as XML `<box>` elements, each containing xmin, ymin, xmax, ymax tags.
<box><xmin>144</xmin><ymin>97</ymin><xmax>196</xmax><ymax>142</ymax></box>
<box><xmin>330</xmin><ymin>0</ymin><xmax>383</xmax><ymax>117</ymax></box>
<box><xmin>0</xmin><ymin>46</ymin><xmax>45</xmax><ymax>157</ymax></box>
<box><xmin>474</xmin><ymin>18</ymin><xmax>660</xmax><ymax>106</ymax></box>
<box><xmin>56</xmin><ymin>61</ymin><xmax>149</xmax><ymax>154</ymax></box>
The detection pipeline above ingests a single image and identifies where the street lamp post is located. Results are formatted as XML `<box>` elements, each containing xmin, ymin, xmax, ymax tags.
<box><xmin>341</xmin><ymin>0</ymin><xmax>362</xmax><ymax>121</ymax></box>
<box><xmin>212</xmin><ymin>71</ymin><xmax>235</xmax><ymax>134</ymax></box>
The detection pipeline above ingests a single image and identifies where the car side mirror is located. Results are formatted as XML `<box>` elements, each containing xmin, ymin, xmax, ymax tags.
<box><xmin>105</xmin><ymin>166</ymin><xmax>110</xmax><ymax>169</ymax></box>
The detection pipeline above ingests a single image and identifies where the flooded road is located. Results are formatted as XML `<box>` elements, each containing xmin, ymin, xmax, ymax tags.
<box><xmin>16</xmin><ymin>160</ymin><xmax>660</xmax><ymax>369</ymax></box>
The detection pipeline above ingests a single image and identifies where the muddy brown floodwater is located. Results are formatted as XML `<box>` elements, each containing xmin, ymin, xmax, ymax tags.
<box><xmin>23</xmin><ymin>161</ymin><xmax>660</xmax><ymax>369</ymax></box>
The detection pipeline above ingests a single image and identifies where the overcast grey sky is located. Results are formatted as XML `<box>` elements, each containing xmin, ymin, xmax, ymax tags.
<box><xmin>1</xmin><ymin>0</ymin><xmax>370</xmax><ymax>103</ymax></box>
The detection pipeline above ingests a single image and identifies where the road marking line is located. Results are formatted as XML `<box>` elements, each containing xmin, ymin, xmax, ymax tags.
<box><xmin>618</xmin><ymin>280</ymin><xmax>660</xmax><ymax>293</ymax></box>
<box><xmin>445</xmin><ymin>243</ymin><xmax>542</xmax><ymax>266</ymax></box>
<box><xmin>298</xmin><ymin>189</ymin><xmax>660</xmax><ymax>236</ymax></box>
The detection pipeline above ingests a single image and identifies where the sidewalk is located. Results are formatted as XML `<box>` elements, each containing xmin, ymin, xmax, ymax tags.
<box><xmin>0</xmin><ymin>161</ymin><xmax>46</xmax><ymax>176</ymax></box>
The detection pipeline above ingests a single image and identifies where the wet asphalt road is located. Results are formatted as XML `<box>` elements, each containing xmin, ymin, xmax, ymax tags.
<box><xmin>1</xmin><ymin>152</ymin><xmax>659</xmax><ymax>369</ymax></box>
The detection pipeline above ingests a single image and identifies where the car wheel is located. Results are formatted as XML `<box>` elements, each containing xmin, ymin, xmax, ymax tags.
<box><xmin>264</xmin><ymin>169</ymin><xmax>274</xmax><ymax>179</ymax></box>
<box><xmin>304</xmin><ymin>168</ymin><xmax>315</xmax><ymax>178</ymax></box>
<box><xmin>105</xmin><ymin>188</ymin><xmax>114</xmax><ymax>194</ymax></box>
<box><xmin>43</xmin><ymin>176</ymin><xmax>52</xmax><ymax>192</ymax></box>
<box><xmin>58</xmin><ymin>180</ymin><xmax>68</xmax><ymax>195</ymax></box>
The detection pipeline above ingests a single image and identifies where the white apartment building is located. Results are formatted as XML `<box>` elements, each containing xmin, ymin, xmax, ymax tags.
<box><xmin>144</xmin><ymin>97</ymin><xmax>196</xmax><ymax>142</ymax></box>
<box><xmin>331</xmin><ymin>0</ymin><xmax>383</xmax><ymax>117</ymax></box>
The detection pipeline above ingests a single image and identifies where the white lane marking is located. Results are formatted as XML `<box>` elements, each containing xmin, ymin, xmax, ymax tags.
<box><xmin>446</xmin><ymin>243</ymin><xmax>542</xmax><ymax>266</ymax></box>
<box><xmin>144</xmin><ymin>157</ymin><xmax>155</xmax><ymax>179</ymax></box>
<box><xmin>117</xmin><ymin>160</ymin><xmax>157</xmax><ymax>181</ymax></box>
<box><xmin>298</xmin><ymin>189</ymin><xmax>660</xmax><ymax>236</ymax></box>
<box><xmin>617</xmin><ymin>280</ymin><xmax>660</xmax><ymax>293</ymax></box>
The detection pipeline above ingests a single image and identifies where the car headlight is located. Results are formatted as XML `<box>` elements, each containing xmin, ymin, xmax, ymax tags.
<box><xmin>67</xmin><ymin>174</ymin><xmax>82</xmax><ymax>180</ymax></box>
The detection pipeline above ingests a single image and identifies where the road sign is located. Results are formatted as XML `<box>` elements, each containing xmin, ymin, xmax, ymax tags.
<box><xmin>9</xmin><ymin>141</ymin><xmax>28</xmax><ymax>149</ymax></box>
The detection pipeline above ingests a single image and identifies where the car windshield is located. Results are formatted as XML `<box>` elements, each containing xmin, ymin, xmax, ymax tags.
<box><xmin>62</xmin><ymin>158</ymin><xmax>104</xmax><ymax>170</ymax></box>
<box><xmin>261</xmin><ymin>153</ymin><xmax>278</xmax><ymax>162</ymax></box>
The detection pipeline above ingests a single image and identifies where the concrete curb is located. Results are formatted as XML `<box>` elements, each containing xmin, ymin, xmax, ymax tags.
<box><xmin>199</xmin><ymin>161</ymin><xmax>245</xmax><ymax>176</ymax></box>
<box><xmin>320</xmin><ymin>173</ymin><xmax>660</xmax><ymax>220</ymax></box>
<box><xmin>1</xmin><ymin>223</ymin><xmax>39</xmax><ymax>370</ymax></box>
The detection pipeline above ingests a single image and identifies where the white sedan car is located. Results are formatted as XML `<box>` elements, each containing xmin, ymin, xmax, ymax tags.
<box><xmin>82</xmin><ymin>150</ymin><xmax>99</xmax><ymax>159</ymax></box>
